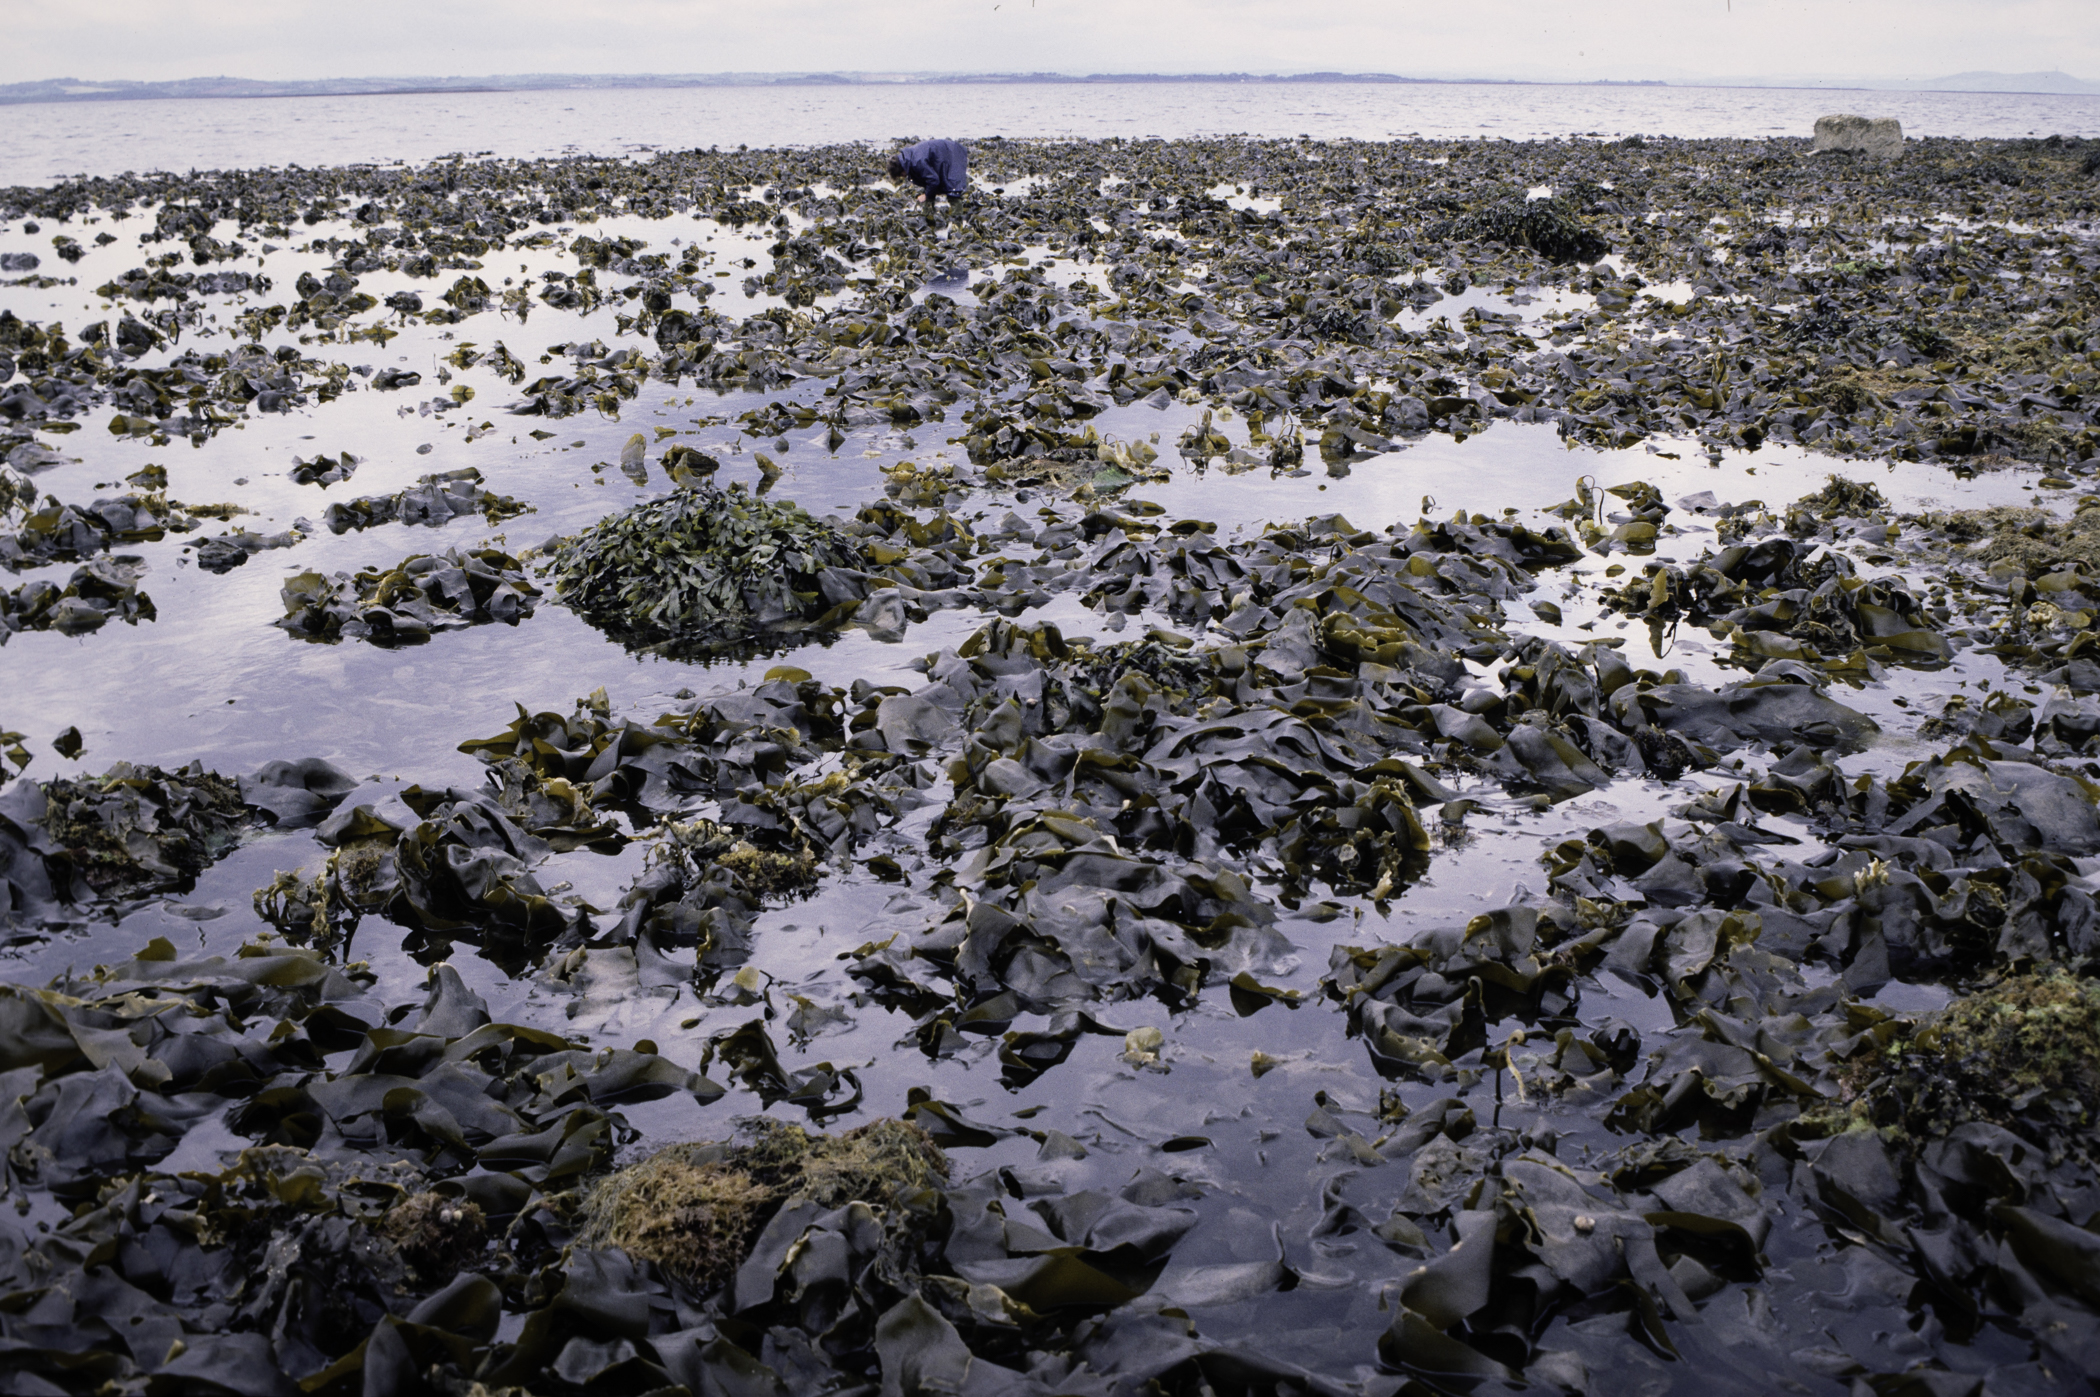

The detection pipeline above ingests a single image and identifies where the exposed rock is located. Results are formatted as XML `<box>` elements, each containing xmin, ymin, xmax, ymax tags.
<box><xmin>1814</xmin><ymin>114</ymin><xmax>1904</xmax><ymax>159</ymax></box>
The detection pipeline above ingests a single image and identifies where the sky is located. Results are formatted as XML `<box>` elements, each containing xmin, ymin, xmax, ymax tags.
<box><xmin>3</xmin><ymin>0</ymin><xmax>2093</xmax><ymax>87</ymax></box>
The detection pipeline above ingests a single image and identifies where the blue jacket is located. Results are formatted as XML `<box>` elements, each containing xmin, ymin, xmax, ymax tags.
<box><xmin>894</xmin><ymin>139</ymin><xmax>968</xmax><ymax>196</ymax></box>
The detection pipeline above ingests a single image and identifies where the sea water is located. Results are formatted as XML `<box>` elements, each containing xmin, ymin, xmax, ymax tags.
<box><xmin>3</xmin><ymin>79</ymin><xmax>2098</xmax><ymax>186</ymax></box>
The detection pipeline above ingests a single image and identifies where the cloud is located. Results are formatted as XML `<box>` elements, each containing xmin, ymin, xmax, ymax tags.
<box><xmin>2</xmin><ymin>0</ymin><xmax>2091</xmax><ymax>86</ymax></box>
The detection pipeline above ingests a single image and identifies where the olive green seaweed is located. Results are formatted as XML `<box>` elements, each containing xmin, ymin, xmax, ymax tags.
<box><xmin>548</xmin><ymin>480</ymin><xmax>865</xmax><ymax>650</ymax></box>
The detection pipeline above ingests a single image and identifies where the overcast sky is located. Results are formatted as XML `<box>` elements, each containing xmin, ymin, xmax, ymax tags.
<box><xmin>5</xmin><ymin>0</ymin><xmax>2093</xmax><ymax>86</ymax></box>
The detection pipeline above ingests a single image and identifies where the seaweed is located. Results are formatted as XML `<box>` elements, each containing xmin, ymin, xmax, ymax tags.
<box><xmin>547</xmin><ymin>480</ymin><xmax>865</xmax><ymax>653</ymax></box>
<box><xmin>0</xmin><ymin>555</ymin><xmax>154</xmax><ymax>640</ymax></box>
<box><xmin>11</xmin><ymin>128</ymin><xmax>2100</xmax><ymax>1397</ymax></box>
<box><xmin>275</xmin><ymin>546</ymin><xmax>539</xmax><ymax>645</ymax></box>
<box><xmin>319</xmin><ymin>466</ymin><xmax>531</xmax><ymax>533</ymax></box>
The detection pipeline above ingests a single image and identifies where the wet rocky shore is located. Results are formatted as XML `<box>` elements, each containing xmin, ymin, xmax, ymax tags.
<box><xmin>0</xmin><ymin>130</ymin><xmax>2098</xmax><ymax>1396</ymax></box>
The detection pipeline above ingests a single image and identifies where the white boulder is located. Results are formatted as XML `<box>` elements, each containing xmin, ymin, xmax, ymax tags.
<box><xmin>1813</xmin><ymin>114</ymin><xmax>1904</xmax><ymax>159</ymax></box>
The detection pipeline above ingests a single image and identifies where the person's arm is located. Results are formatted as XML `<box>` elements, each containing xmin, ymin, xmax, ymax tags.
<box><xmin>894</xmin><ymin>145</ymin><xmax>937</xmax><ymax>213</ymax></box>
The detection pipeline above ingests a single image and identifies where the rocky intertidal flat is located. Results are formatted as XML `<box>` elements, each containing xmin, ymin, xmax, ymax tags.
<box><xmin>0</xmin><ymin>131</ymin><xmax>2098</xmax><ymax>1396</ymax></box>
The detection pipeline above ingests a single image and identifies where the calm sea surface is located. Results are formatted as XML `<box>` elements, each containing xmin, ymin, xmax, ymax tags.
<box><xmin>3</xmin><ymin>80</ymin><xmax>2098</xmax><ymax>185</ymax></box>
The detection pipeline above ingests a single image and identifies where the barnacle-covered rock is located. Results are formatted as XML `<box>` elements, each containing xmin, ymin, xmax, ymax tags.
<box><xmin>1817</xmin><ymin>969</ymin><xmax>2100</xmax><ymax>1158</ymax></box>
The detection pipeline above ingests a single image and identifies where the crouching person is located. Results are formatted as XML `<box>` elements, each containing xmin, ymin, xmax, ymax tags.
<box><xmin>887</xmin><ymin>139</ymin><xmax>968</xmax><ymax>222</ymax></box>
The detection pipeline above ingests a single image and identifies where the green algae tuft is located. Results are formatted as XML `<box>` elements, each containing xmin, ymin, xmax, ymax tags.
<box><xmin>1832</xmin><ymin>969</ymin><xmax>2100</xmax><ymax>1159</ymax></box>
<box><xmin>576</xmin><ymin>1117</ymin><xmax>946</xmax><ymax>1291</ymax></box>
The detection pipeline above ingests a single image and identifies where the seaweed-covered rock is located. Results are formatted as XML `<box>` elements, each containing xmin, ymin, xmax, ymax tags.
<box><xmin>0</xmin><ymin>463</ymin><xmax>35</xmax><ymax>519</ymax></box>
<box><xmin>0</xmin><ymin>492</ymin><xmax>195</xmax><ymax>568</ymax></box>
<box><xmin>1</xmin><ymin>758</ymin><xmax>356</xmax><ymax>921</ymax></box>
<box><xmin>274</xmin><ymin>546</ymin><xmax>539</xmax><ymax>645</ymax></box>
<box><xmin>548</xmin><ymin>481</ymin><xmax>866</xmax><ymax>654</ymax></box>
<box><xmin>287</xmin><ymin>449</ymin><xmax>359</xmax><ymax>487</ymax></box>
<box><xmin>189</xmin><ymin>524</ymin><xmax>302</xmax><ymax>574</ymax></box>
<box><xmin>1440</xmin><ymin>196</ymin><xmax>1610</xmax><ymax>265</ymax></box>
<box><xmin>320</xmin><ymin>466</ymin><xmax>531</xmax><ymax>534</ymax></box>
<box><xmin>10</xmin><ymin>761</ymin><xmax>252</xmax><ymax>901</ymax></box>
<box><xmin>1791</xmin><ymin>474</ymin><xmax>1891</xmax><ymax>522</ymax></box>
<box><xmin>258</xmin><ymin>772</ymin><xmax>609</xmax><ymax>962</ymax></box>
<box><xmin>0</xmin><ymin>556</ymin><xmax>154</xmax><ymax>641</ymax></box>
<box><xmin>1607</xmin><ymin>536</ymin><xmax>1948</xmax><ymax>669</ymax></box>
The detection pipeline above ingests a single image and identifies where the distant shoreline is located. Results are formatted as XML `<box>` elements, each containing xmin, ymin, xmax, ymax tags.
<box><xmin>5</xmin><ymin>71</ymin><xmax>2099</xmax><ymax>108</ymax></box>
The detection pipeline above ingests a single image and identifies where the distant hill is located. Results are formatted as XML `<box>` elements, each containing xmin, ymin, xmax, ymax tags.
<box><xmin>1906</xmin><ymin>71</ymin><xmax>2100</xmax><ymax>94</ymax></box>
<box><xmin>0</xmin><ymin>74</ymin><xmax>794</xmax><ymax>103</ymax></box>
<box><xmin>0</xmin><ymin>72</ymin><xmax>1439</xmax><ymax>105</ymax></box>
<box><xmin>0</xmin><ymin>70</ymin><xmax>1667</xmax><ymax>106</ymax></box>
<box><xmin>1709</xmin><ymin>70</ymin><xmax>2100</xmax><ymax>95</ymax></box>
